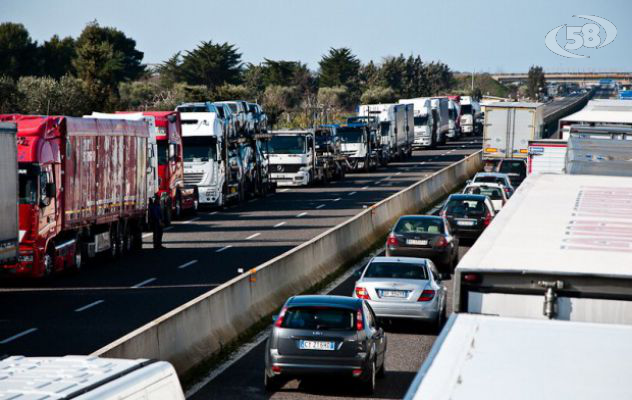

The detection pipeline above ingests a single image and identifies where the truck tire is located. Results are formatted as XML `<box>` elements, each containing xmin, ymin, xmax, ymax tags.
<box><xmin>71</xmin><ymin>238</ymin><xmax>84</xmax><ymax>273</ymax></box>
<box><xmin>42</xmin><ymin>248</ymin><xmax>55</xmax><ymax>278</ymax></box>
<box><xmin>162</xmin><ymin>197</ymin><xmax>172</xmax><ymax>227</ymax></box>
<box><xmin>174</xmin><ymin>196</ymin><xmax>182</xmax><ymax>219</ymax></box>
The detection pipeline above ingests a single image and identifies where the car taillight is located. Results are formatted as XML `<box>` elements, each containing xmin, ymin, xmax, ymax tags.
<box><xmin>274</xmin><ymin>306</ymin><xmax>287</xmax><ymax>328</ymax></box>
<box><xmin>356</xmin><ymin>309</ymin><xmax>364</xmax><ymax>331</ymax></box>
<box><xmin>418</xmin><ymin>290</ymin><xmax>435</xmax><ymax>302</ymax></box>
<box><xmin>483</xmin><ymin>212</ymin><xmax>492</xmax><ymax>227</ymax></box>
<box><xmin>271</xmin><ymin>365</ymin><xmax>282</xmax><ymax>374</ymax></box>
<box><xmin>463</xmin><ymin>273</ymin><xmax>481</xmax><ymax>283</ymax></box>
<box><xmin>435</xmin><ymin>236</ymin><xmax>448</xmax><ymax>247</ymax></box>
<box><xmin>355</xmin><ymin>286</ymin><xmax>371</xmax><ymax>300</ymax></box>
<box><xmin>386</xmin><ymin>233</ymin><xmax>399</xmax><ymax>247</ymax></box>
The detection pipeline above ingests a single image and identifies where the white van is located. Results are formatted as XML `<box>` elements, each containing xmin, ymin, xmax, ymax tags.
<box><xmin>0</xmin><ymin>356</ymin><xmax>185</xmax><ymax>399</ymax></box>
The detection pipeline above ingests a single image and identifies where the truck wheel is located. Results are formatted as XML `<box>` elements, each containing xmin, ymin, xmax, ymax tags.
<box><xmin>163</xmin><ymin>198</ymin><xmax>172</xmax><ymax>226</ymax></box>
<box><xmin>175</xmin><ymin>197</ymin><xmax>182</xmax><ymax>219</ymax></box>
<box><xmin>72</xmin><ymin>239</ymin><xmax>84</xmax><ymax>273</ymax></box>
<box><xmin>42</xmin><ymin>249</ymin><xmax>55</xmax><ymax>277</ymax></box>
<box><xmin>122</xmin><ymin>228</ymin><xmax>133</xmax><ymax>254</ymax></box>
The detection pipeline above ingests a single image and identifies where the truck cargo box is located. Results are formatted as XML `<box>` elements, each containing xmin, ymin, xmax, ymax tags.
<box><xmin>0</xmin><ymin>123</ymin><xmax>18</xmax><ymax>265</ymax></box>
<box><xmin>483</xmin><ymin>102</ymin><xmax>544</xmax><ymax>159</ymax></box>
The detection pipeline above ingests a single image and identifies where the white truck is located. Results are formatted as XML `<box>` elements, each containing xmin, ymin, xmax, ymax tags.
<box><xmin>0</xmin><ymin>356</ymin><xmax>185</xmax><ymax>400</ymax></box>
<box><xmin>266</xmin><ymin>130</ymin><xmax>326</xmax><ymax>186</ymax></box>
<box><xmin>404</xmin><ymin>314</ymin><xmax>632</xmax><ymax>400</ymax></box>
<box><xmin>458</xmin><ymin>96</ymin><xmax>480</xmax><ymax>136</ymax></box>
<box><xmin>430</xmin><ymin>98</ymin><xmax>449</xmax><ymax>145</ymax></box>
<box><xmin>338</xmin><ymin>124</ymin><xmax>379</xmax><ymax>171</ymax></box>
<box><xmin>178</xmin><ymin>104</ymin><xmax>244</xmax><ymax>206</ymax></box>
<box><xmin>527</xmin><ymin>139</ymin><xmax>567</xmax><ymax>175</ymax></box>
<box><xmin>454</xmin><ymin>173</ymin><xmax>632</xmax><ymax>325</ymax></box>
<box><xmin>447</xmin><ymin>99</ymin><xmax>460</xmax><ymax>140</ymax></box>
<box><xmin>0</xmin><ymin>123</ymin><xmax>18</xmax><ymax>267</ymax></box>
<box><xmin>558</xmin><ymin>99</ymin><xmax>632</xmax><ymax>139</ymax></box>
<box><xmin>399</xmin><ymin>97</ymin><xmax>435</xmax><ymax>148</ymax></box>
<box><xmin>482</xmin><ymin>102</ymin><xmax>544</xmax><ymax>160</ymax></box>
<box><xmin>359</xmin><ymin>103</ymin><xmax>413</xmax><ymax>160</ymax></box>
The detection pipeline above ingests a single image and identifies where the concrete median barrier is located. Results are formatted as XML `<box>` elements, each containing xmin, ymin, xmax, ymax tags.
<box><xmin>92</xmin><ymin>150</ymin><xmax>483</xmax><ymax>375</ymax></box>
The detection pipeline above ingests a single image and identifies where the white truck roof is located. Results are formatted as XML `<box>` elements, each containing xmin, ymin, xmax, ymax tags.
<box><xmin>0</xmin><ymin>356</ymin><xmax>183</xmax><ymax>400</ymax></box>
<box><xmin>485</xmin><ymin>101</ymin><xmax>544</xmax><ymax>109</ymax></box>
<box><xmin>405</xmin><ymin>314</ymin><xmax>632</xmax><ymax>400</ymax></box>
<box><xmin>457</xmin><ymin>173</ymin><xmax>632</xmax><ymax>278</ymax></box>
<box><xmin>560</xmin><ymin>99</ymin><xmax>632</xmax><ymax>124</ymax></box>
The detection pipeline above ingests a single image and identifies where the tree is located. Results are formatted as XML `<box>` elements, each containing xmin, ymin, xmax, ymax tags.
<box><xmin>424</xmin><ymin>61</ymin><xmax>453</xmax><ymax>95</ymax></box>
<box><xmin>359</xmin><ymin>61</ymin><xmax>380</xmax><ymax>91</ymax></box>
<box><xmin>215</xmin><ymin>83</ymin><xmax>251</xmax><ymax>101</ymax></box>
<box><xmin>379</xmin><ymin>55</ymin><xmax>407</xmax><ymax>96</ymax></box>
<box><xmin>39</xmin><ymin>35</ymin><xmax>76</xmax><ymax>78</ymax></box>
<box><xmin>262</xmin><ymin>85</ymin><xmax>297</xmax><ymax>128</ymax></box>
<box><xmin>17</xmin><ymin>75</ymin><xmax>91</xmax><ymax>116</ymax></box>
<box><xmin>360</xmin><ymin>86</ymin><xmax>397</xmax><ymax>104</ymax></box>
<box><xmin>527</xmin><ymin>65</ymin><xmax>546</xmax><ymax>100</ymax></box>
<box><xmin>180</xmin><ymin>40</ymin><xmax>242</xmax><ymax>91</ymax></box>
<box><xmin>318</xmin><ymin>48</ymin><xmax>360</xmax><ymax>106</ymax></box>
<box><xmin>0</xmin><ymin>76</ymin><xmax>20</xmax><ymax>113</ymax></box>
<box><xmin>156</xmin><ymin>52</ymin><xmax>183</xmax><ymax>88</ymax></box>
<box><xmin>0</xmin><ymin>23</ymin><xmax>38</xmax><ymax>79</ymax></box>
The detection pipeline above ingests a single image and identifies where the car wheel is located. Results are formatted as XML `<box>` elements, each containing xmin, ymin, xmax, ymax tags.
<box><xmin>360</xmin><ymin>360</ymin><xmax>376</xmax><ymax>395</ymax></box>
<box><xmin>377</xmin><ymin>359</ymin><xmax>386</xmax><ymax>378</ymax></box>
<box><xmin>264</xmin><ymin>371</ymin><xmax>282</xmax><ymax>393</ymax></box>
<box><xmin>434</xmin><ymin>305</ymin><xmax>447</xmax><ymax>334</ymax></box>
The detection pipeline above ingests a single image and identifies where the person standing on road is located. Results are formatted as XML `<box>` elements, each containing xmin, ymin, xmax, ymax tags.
<box><xmin>148</xmin><ymin>195</ymin><xmax>165</xmax><ymax>250</ymax></box>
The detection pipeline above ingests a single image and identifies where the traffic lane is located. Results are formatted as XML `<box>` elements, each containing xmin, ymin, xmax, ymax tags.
<box><xmin>0</xmin><ymin>138</ymin><xmax>481</xmax><ymax>355</ymax></box>
<box><xmin>190</xmin><ymin>246</ymin><xmax>470</xmax><ymax>400</ymax></box>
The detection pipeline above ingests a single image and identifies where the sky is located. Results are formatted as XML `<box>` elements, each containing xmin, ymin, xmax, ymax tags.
<box><xmin>1</xmin><ymin>0</ymin><xmax>630</xmax><ymax>73</ymax></box>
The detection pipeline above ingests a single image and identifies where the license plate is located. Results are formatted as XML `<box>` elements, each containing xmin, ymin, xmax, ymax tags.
<box><xmin>299</xmin><ymin>340</ymin><xmax>336</xmax><ymax>351</ymax></box>
<box><xmin>406</xmin><ymin>239</ymin><xmax>428</xmax><ymax>246</ymax></box>
<box><xmin>457</xmin><ymin>220</ymin><xmax>476</xmax><ymax>226</ymax></box>
<box><xmin>380</xmin><ymin>290</ymin><xmax>407</xmax><ymax>298</ymax></box>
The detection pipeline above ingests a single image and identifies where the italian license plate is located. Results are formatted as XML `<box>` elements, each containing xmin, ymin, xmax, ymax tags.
<box><xmin>380</xmin><ymin>290</ymin><xmax>407</xmax><ymax>298</ymax></box>
<box><xmin>457</xmin><ymin>220</ymin><xmax>475</xmax><ymax>226</ymax></box>
<box><xmin>406</xmin><ymin>239</ymin><xmax>428</xmax><ymax>246</ymax></box>
<box><xmin>299</xmin><ymin>340</ymin><xmax>336</xmax><ymax>351</ymax></box>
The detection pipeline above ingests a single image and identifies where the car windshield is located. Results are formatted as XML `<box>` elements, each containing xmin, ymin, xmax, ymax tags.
<box><xmin>18</xmin><ymin>163</ymin><xmax>38</xmax><ymax>205</ymax></box>
<box><xmin>268</xmin><ymin>136</ymin><xmax>306</xmax><ymax>154</ymax></box>
<box><xmin>182</xmin><ymin>136</ymin><xmax>217</xmax><ymax>162</ymax></box>
<box><xmin>364</xmin><ymin>262</ymin><xmax>428</xmax><ymax>280</ymax></box>
<box><xmin>465</xmin><ymin>186</ymin><xmax>502</xmax><ymax>200</ymax></box>
<box><xmin>499</xmin><ymin>161</ymin><xmax>526</xmax><ymax>175</ymax></box>
<box><xmin>281</xmin><ymin>307</ymin><xmax>355</xmax><ymax>331</ymax></box>
<box><xmin>414</xmin><ymin>116</ymin><xmax>428</xmax><ymax>126</ymax></box>
<box><xmin>338</xmin><ymin>129</ymin><xmax>364</xmax><ymax>143</ymax></box>
<box><xmin>475</xmin><ymin>176</ymin><xmax>507</xmax><ymax>186</ymax></box>
<box><xmin>394</xmin><ymin>218</ymin><xmax>444</xmax><ymax>234</ymax></box>
<box><xmin>445</xmin><ymin>199</ymin><xmax>486</xmax><ymax>217</ymax></box>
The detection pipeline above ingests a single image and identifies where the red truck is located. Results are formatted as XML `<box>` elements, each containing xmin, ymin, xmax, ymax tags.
<box><xmin>119</xmin><ymin>111</ymin><xmax>197</xmax><ymax>224</ymax></box>
<box><xmin>0</xmin><ymin>115</ymin><xmax>150</xmax><ymax>277</ymax></box>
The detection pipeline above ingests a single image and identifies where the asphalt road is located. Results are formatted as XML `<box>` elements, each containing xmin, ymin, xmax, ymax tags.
<box><xmin>0</xmin><ymin>136</ymin><xmax>482</xmax><ymax>356</ymax></box>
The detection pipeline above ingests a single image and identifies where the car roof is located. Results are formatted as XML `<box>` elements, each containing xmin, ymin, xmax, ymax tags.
<box><xmin>465</xmin><ymin>182</ymin><xmax>504</xmax><ymax>189</ymax></box>
<box><xmin>370</xmin><ymin>256</ymin><xmax>429</xmax><ymax>265</ymax></box>
<box><xmin>397</xmin><ymin>215</ymin><xmax>443</xmax><ymax>221</ymax></box>
<box><xmin>287</xmin><ymin>295</ymin><xmax>362</xmax><ymax>309</ymax></box>
<box><xmin>475</xmin><ymin>172</ymin><xmax>509</xmax><ymax>178</ymax></box>
<box><xmin>448</xmin><ymin>194</ymin><xmax>488</xmax><ymax>201</ymax></box>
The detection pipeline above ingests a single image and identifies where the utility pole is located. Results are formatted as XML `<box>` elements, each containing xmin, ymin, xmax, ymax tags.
<box><xmin>471</xmin><ymin>69</ymin><xmax>475</xmax><ymax>92</ymax></box>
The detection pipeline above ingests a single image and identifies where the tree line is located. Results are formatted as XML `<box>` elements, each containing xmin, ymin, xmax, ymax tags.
<box><xmin>0</xmin><ymin>21</ymin><xmax>469</xmax><ymax>127</ymax></box>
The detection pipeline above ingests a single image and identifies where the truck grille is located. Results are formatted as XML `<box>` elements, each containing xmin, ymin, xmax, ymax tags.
<box><xmin>184</xmin><ymin>172</ymin><xmax>204</xmax><ymax>185</ymax></box>
<box><xmin>270</xmin><ymin>164</ymin><xmax>301</xmax><ymax>173</ymax></box>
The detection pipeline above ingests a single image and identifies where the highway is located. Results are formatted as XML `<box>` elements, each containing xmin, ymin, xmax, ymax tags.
<box><xmin>0</xmin><ymin>136</ymin><xmax>481</xmax><ymax>357</ymax></box>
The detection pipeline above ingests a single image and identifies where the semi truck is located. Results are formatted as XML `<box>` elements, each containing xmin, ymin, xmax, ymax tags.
<box><xmin>358</xmin><ymin>103</ymin><xmax>413</xmax><ymax>160</ymax></box>
<box><xmin>430</xmin><ymin>98</ymin><xmax>449</xmax><ymax>145</ymax></box>
<box><xmin>0</xmin><ymin>115</ymin><xmax>149</xmax><ymax>277</ymax></box>
<box><xmin>558</xmin><ymin>99</ymin><xmax>632</xmax><ymax>139</ymax></box>
<box><xmin>314</xmin><ymin>126</ymin><xmax>347</xmax><ymax>180</ymax></box>
<box><xmin>338</xmin><ymin>123</ymin><xmax>380</xmax><ymax>171</ymax></box>
<box><xmin>404</xmin><ymin>314</ymin><xmax>632</xmax><ymax>400</ymax></box>
<box><xmin>447</xmin><ymin>97</ymin><xmax>461</xmax><ymax>140</ymax></box>
<box><xmin>458</xmin><ymin>96</ymin><xmax>480</xmax><ymax>136</ymax></box>
<box><xmin>454</xmin><ymin>173</ymin><xmax>632</xmax><ymax>325</ymax></box>
<box><xmin>0</xmin><ymin>123</ymin><xmax>18</xmax><ymax>267</ymax></box>
<box><xmin>482</xmin><ymin>102</ymin><xmax>544</xmax><ymax>160</ymax></box>
<box><xmin>399</xmin><ymin>98</ymin><xmax>435</xmax><ymax>148</ymax></box>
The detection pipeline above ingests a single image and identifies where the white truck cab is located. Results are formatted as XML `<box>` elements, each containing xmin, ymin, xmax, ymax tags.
<box><xmin>266</xmin><ymin>130</ymin><xmax>315</xmax><ymax>186</ymax></box>
<box><xmin>399</xmin><ymin>98</ymin><xmax>434</xmax><ymax>148</ymax></box>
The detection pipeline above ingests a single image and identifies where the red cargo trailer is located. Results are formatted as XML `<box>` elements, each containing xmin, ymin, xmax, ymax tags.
<box><xmin>1</xmin><ymin>114</ymin><xmax>149</xmax><ymax>277</ymax></box>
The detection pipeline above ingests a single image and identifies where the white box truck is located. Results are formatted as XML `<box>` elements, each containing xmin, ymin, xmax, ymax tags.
<box><xmin>454</xmin><ymin>173</ymin><xmax>632</xmax><ymax>325</ymax></box>
<box><xmin>0</xmin><ymin>123</ymin><xmax>18</xmax><ymax>267</ymax></box>
<box><xmin>358</xmin><ymin>103</ymin><xmax>412</xmax><ymax>160</ymax></box>
<box><xmin>483</xmin><ymin>102</ymin><xmax>544</xmax><ymax>160</ymax></box>
<box><xmin>527</xmin><ymin>139</ymin><xmax>567</xmax><ymax>175</ymax></box>
<box><xmin>399</xmin><ymin>97</ymin><xmax>435</xmax><ymax>148</ymax></box>
<box><xmin>0</xmin><ymin>356</ymin><xmax>185</xmax><ymax>399</ymax></box>
<box><xmin>404</xmin><ymin>314</ymin><xmax>632</xmax><ymax>400</ymax></box>
<box><xmin>558</xmin><ymin>99</ymin><xmax>632</xmax><ymax>139</ymax></box>
<box><xmin>430</xmin><ymin>98</ymin><xmax>449</xmax><ymax>145</ymax></box>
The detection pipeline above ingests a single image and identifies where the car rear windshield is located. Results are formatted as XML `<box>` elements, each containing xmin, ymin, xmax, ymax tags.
<box><xmin>499</xmin><ymin>161</ymin><xmax>526</xmax><ymax>175</ymax></box>
<box><xmin>475</xmin><ymin>176</ymin><xmax>505</xmax><ymax>185</ymax></box>
<box><xmin>364</xmin><ymin>262</ymin><xmax>428</xmax><ymax>280</ymax></box>
<box><xmin>281</xmin><ymin>307</ymin><xmax>355</xmax><ymax>330</ymax></box>
<box><xmin>394</xmin><ymin>218</ymin><xmax>444</xmax><ymax>234</ymax></box>
<box><xmin>464</xmin><ymin>186</ymin><xmax>503</xmax><ymax>200</ymax></box>
<box><xmin>445</xmin><ymin>199</ymin><xmax>486</xmax><ymax>217</ymax></box>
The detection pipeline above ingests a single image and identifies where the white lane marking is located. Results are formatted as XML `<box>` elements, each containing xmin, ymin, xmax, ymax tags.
<box><xmin>384</xmin><ymin>176</ymin><xmax>392</xmax><ymax>180</ymax></box>
<box><xmin>210</xmin><ymin>211</ymin><xmax>219</xmax><ymax>215</ymax></box>
<box><xmin>0</xmin><ymin>328</ymin><xmax>38</xmax><ymax>344</ymax></box>
<box><xmin>333</xmin><ymin>197</ymin><xmax>341</xmax><ymax>202</ymax></box>
<box><xmin>178</xmin><ymin>260</ymin><xmax>198</xmax><ymax>269</ymax></box>
<box><xmin>361</xmin><ymin>186</ymin><xmax>369</xmax><ymax>190</ymax></box>
<box><xmin>274</xmin><ymin>221</ymin><xmax>286</xmax><ymax>228</ymax></box>
<box><xmin>348</xmin><ymin>191</ymin><xmax>357</xmax><ymax>196</ymax></box>
<box><xmin>296</xmin><ymin>212</ymin><xmax>308</xmax><ymax>218</ymax></box>
<box><xmin>142</xmin><ymin>232</ymin><xmax>151</xmax><ymax>238</ymax></box>
<box><xmin>74</xmin><ymin>300</ymin><xmax>104</xmax><ymax>313</ymax></box>
<box><xmin>182</xmin><ymin>217</ymin><xmax>200</xmax><ymax>224</ymax></box>
<box><xmin>131</xmin><ymin>277</ymin><xmax>156</xmax><ymax>289</ymax></box>
<box><xmin>246</xmin><ymin>233</ymin><xmax>261</xmax><ymax>240</ymax></box>
<box><xmin>395</xmin><ymin>172</ymin><xmax>402</xmax><ymax>175</ymax></box>
<box><xmin>461</xmin><ymin>145</ymin><xmax>466</xmax><ymax>148</ymax></box>
<box><xmin>144</xmin><ymin>226</ymin><xmax>173</xmax><ymax>238</ymax></box>
<box><xmin>216</xmin><ymin>245</ymin><xmax>233</xmax><ymax>253</ymax></box>
<box><xmin>280</xmin><ymin>188</ymin><xmax>290</xmax><ymax>192</ymax></box>
<box><xmin>316</xmin><ymin>204</ymin><xmax>326</xmax><ymax>209</ymax></box>
<box><xmin>440</xmin><ymin>153</ymin><xmax>447</xmax><ymax>156</ymax></box>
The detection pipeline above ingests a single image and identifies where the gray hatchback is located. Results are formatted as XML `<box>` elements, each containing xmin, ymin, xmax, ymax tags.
<box><xmin>264</xmin><ymin>295</ymin><xmax>387</xmax><ymax>394</ymax></box>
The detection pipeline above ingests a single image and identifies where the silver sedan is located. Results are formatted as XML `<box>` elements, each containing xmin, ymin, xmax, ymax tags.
<box><xmin>352</xmin><ymin>256</ymin><xmax>447</xmax><ymax>331</ymax></box>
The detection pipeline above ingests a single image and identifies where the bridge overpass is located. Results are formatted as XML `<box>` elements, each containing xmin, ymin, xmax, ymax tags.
<box><xmin>492</xmin><ymin>72</ymin><xmax>632</xmax><ymax>86</ymax></box>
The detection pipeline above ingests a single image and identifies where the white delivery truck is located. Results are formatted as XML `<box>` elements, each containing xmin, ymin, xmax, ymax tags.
<box><xmin>404</xmin><ymin>314</ymin><xmax>632</xmax><ymax>400</ymax></box>
<box><xmin>527</xmin><ymin>139</ymin><xmax>568</xmax><ymax>174</ymax></box>
<box><xmin>0</xmin><ymin>356</ymin><xmax>185</xmax><ymax>399</ymax></box>
<box><xmin>454</xmin><ymin>173</ymin><xmax>632</xmax><ymax>325</ymax></box>
<box><xmin>358</xmin><ymin>103</ymin><xmax>412</xmax><ymax>160</ymax></box>
<box><xmin>458</xmin><ymin>96</ymin><xmax>480</xmax><ymax>136</ymax></box>
<box><xmin>558</xmin><ymin>99</ymin><xmax>632</xmax><ymax>139</ymax></box>
<box><xmin>399</xmin><ymin>97</ymin><xmax>435</xmax><ymax>148</ymax></box>
<box><xmin>266</xmin><ymin>130</ymin><xmax>321</xmax><ymax>186</ymax></box>
<box><xmin>483</xmin><ymin>102</ymin><xmax>544</xmax><ymax>160</ymax></box>
<box><xmin>430</xmin><ymin>98</ymin><xmax>449</xmax><ymax>145</ymax></box>
<box><xmin>0</xmin><ymin>123</ymin><xmax>18</xmax><ymax>267</ymax></box>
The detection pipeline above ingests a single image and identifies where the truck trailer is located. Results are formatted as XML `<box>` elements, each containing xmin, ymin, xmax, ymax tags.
<box><xmin>0</xmin><ymin>115</ymin><xmax>149</xmax><ymax>277</ymax></box>
<box><xmin>482</xmin><ymin>102</ymin><xmax>544</xmax><ymax>160</ymax></box>
<box><xmin>0</xmin><ymin>123</ymin><xmax>18</xmax><ymax>267</ymax></box>
<box><xmin>454</xmin><ymin>173</ymin><xmax>632</xmax><ymax>325</ymax></box>
<box><xmin>358</xmin><ymin>103</ymin><xmax>413</xmax><ymax>160</ymax></box>
<box><xmin>399</xmin><ymin>97</ymin><xmax>435</xmax><ymax>148</ymax></box>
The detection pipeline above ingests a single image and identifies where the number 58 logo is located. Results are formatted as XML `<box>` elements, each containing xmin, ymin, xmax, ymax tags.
<box><xmin>545</xmin><ymin>15</ymin><xmax>617</xmax><ymax>58</ymax></box>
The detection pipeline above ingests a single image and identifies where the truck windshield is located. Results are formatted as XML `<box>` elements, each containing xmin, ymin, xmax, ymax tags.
<box><xmin>182</xmin><ymin>136</ymin><xmax>217</xmax><ymax>162</ymax></box>
<box><xmin>380</xmin><ymin>122</ymin><xmax>390</xmax><ymax>137</ymax></box>
<box><xmin>338</xmin><ymin>129</ymin><xmax>364</xmax><ymax>143</ymax></box>
<box><xmin>461</xmin><ymin>105</ymin><xmax>473</xmax><ymax>114</ymax></box>
<box><xmin>18</xmin><ymin>163</ymin><xmax>38</xmax><ymax>205</ymax></box>
<box><xmin>268</xmin><ymin>136</ymin><xmax>306</xmax><ymax>154</ymax></box>
<box><xmin>157</xmin><ymin>141</ymin><xmax>168</xmax><ymax>165</ymax></box>
<box><xmin>414</xmin><ymin>116</ymin><xmax>428</xmax><ymax>126</ymax></box>
<box><xmin>177</xmin><ymin>105</ymin><xmax>214</xmax><ymax>113</ymax></box>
